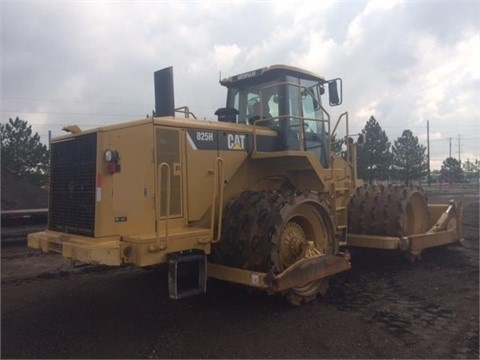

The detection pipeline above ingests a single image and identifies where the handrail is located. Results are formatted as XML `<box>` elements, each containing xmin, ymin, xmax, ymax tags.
<box><xmin>210</xmin><ymin>157</ymin><xmax>225</xmax><ymax>244</ymax></box>
<box><xmin>326</xmin><ymin>110</ymin><xmax>331</xmax><ymax>161</ymax></box>
<box><xmin>155</xmin><ymin>162</ymin><xmax>171</xmax><ymax>251</ymax></box>
<box><xmin>175</xmin><ymin>106</ymin><xmax>197</xmax><ymax>119</ymax></box>
<box><xmin>331</xmin><ymin>111</ymin><xmax>348</xmax><ymax>138</ymax></box>
<box><xmin>345</xmin><ymin>112</ymin><xmax>350</xmax><ymax>166</ymax></box>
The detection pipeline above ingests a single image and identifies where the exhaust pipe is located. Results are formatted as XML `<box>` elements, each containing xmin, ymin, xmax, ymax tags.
<box><xmin>154</xmin><ymin>67</ymin><xmax>175</xmax><ymax>117</ymax></box>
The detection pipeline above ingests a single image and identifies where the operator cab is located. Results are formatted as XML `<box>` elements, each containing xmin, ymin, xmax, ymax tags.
<box><xmin>215</xmin><ymin>65</ymin><xmax>342</xmax><ymax>167</ymax></box>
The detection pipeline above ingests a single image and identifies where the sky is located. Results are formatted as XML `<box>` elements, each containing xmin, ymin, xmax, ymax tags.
<box><xmin>1</xmin><ymin>0</ymin><xmax>479</xmax><ymax>170</ymax></box>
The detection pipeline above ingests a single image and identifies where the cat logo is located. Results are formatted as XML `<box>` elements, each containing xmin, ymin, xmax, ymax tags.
<box><xmin>227</xmin><ymin>134</ymin><xmax>246</xmax><ymax>150</ymax></box>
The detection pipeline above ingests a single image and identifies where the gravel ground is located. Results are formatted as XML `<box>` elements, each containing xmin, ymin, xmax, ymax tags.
<box><xmin>1</xmin><ymin>192</ymin><xmax>478</xmax><ymax>359</ymax></box>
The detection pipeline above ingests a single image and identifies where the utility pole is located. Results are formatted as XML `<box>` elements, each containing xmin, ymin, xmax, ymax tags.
<box><xmin>449</xmin><ymin>137</ymin><xmax>452</xmax><ymax>158</ymax></box>
<box><xmin>427</xmin><ymin>120</ymin><xmax>431</xmax><ymax>186</ymax></box>
<box><xmin>458</xmin><ymin>134</ymin><xmax>461</xmax><ymax>163</ymax></box>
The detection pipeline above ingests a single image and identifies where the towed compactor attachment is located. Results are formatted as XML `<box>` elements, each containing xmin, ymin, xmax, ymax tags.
<box><xmin>346</xmin><ymin>185</ymin><xmax>464</xmax><ymax>262</ymax></box>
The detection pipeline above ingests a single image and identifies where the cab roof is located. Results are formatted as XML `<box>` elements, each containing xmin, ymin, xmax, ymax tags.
<box><xmin>220</xmin><ymin>65</ymin><xmax>326</xmax><ymax>88</ymax></box>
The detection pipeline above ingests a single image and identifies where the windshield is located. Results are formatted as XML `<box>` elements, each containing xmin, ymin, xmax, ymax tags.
<box><xmin>226</xmin><ymin>76</ymin><xmax>329</xmax><ymax>166</ymax></box>
<box><xmin>227</xmin><ymin>80</ymin><xmax>324</xmax><ymax>124</ymax></box>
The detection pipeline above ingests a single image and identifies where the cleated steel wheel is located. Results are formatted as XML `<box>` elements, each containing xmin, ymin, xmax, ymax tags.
<box><xmin>286</xmin><ymin>279</ymin><xmax>329</xmax><ymax>306</ymax></box>
<box><xmin>279</xmin><ymin>196</ymin><xmax>335</xmax><ymax>305</ymax></box>
<box><xmin>279</xmin><ymin>222</ymin><xmax>307</xmax><ymax>269</ymax></box>
<box><xmin>348</xmin><ymin>184</ymin><xmax>429</xmax><ymax>237</ymax></box>
<box><xmin>347</xmin><ymin>184</ymin><xmax>430</xmax><ymax>261</ymax></box>
<box><xmin>212</xmin><ymin>189</ymin><xmax>336</xmax><ymax>306</ymax></box>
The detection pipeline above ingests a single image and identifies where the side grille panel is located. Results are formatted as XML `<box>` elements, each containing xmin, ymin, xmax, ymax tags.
<box><xmin>156</xmin><ymin>127</ymin><xmax>182</xmax><ymax>217</ymax></box>
<box><xmin>48</xmin><ymin>133</ymin><xmax>97</xmax><ymax>236</ymax></box>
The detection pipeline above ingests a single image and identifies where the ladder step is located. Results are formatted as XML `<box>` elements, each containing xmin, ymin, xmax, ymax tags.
<box><xmin>336</xmin><ymin>207</ymin><xmax>346</xmax><ymax>211</ymax></box>
<box><xmin>168</xmin><ymin>250</ymin><xmax>207</xmax><ymax>300</ymax></box>
<box><xmin>338</xmin><ymin>241</ymin><xmax>347</xmax><ymax>247</ymax></box>
<box><xmin>337</xmin><ymin>225</ymin><xmax>347</xmax><ymax>230</ymax></box>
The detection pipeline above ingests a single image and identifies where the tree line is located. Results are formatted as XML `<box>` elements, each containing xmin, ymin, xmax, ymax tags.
<box><xmin>0</xmin><ymin>116</ymin><xmax>474</xmax><ymax>188</ymax></box>
<box><xmin>352</xmin><ymin>116</ymin><xmax>470</xmax><ymax>185</ymax></box>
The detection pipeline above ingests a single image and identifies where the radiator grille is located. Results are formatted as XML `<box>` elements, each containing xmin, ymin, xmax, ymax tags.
<box><xmin>48</xmin><ymin>133</ymin><xmax>97</xmax><ymax>236</ymax></box>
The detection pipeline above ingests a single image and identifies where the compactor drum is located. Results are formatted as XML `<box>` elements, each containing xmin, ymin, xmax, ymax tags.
<box><xmin>348</xmin><ymin>184</ymin><xmax>429</xmax><ymax>237</ymax></box>
<box><xmin>27</xmin><ymin>64</ymin><xmax>463</xmax><ymax>304</ymax></box>
<box><xmin>213</xmin><ymin>190</ymin><xmax>336</xmax><ymax>304</ymax></box>
<box><xmin>347</xmin><ymin>184</ymin><xmax>463</xmax><ymax>261</ymax></box>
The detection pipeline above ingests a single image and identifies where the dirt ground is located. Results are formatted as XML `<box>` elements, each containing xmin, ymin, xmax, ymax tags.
<box><xmin>1</xmin><ymin>191</ymin><xmax>478</xmax><ymax>359</ymax></box>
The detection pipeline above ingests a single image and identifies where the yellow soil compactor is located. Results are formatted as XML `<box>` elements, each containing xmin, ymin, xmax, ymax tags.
<box><xmin>28</xmin><ymin>65</ymin><xmax>463</xmax><ymax>305</ymax></box>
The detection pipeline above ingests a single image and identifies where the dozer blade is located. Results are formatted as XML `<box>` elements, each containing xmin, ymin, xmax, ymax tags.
<box><xmin>346</xmin><ymin>230</ymin><xmax>461</xmax><ymax>256</ymax></box>
<box><xmin>207</xmin><ymin>253</ymin><xmax>351</xmax><ymax>293</ymax></box>
<box><xmin>272</xmin><ymin>253</ymin><xmax>351</xmax><ymax>292</ymax></box>
<box><xmin>408</xmin><ymin>230</ymin><xmax>462</xmax><ymax>253</ymax></box>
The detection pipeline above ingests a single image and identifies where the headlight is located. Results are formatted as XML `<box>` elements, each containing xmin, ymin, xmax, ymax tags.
<box><xmin>104</xmin><ymin>149</ymin><xmax>118</xmax><ymax>162</ymax></box>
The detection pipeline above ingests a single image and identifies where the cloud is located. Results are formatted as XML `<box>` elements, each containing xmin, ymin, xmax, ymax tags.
<box><xmin>1</xmin><ymin>0</ymin><xmax>478</xmax><ymax>169</ymax></box>
<box><xmin>213</xmin><ymin>44</ymin><xmax>242</xmax><ymax>68</ymax></box>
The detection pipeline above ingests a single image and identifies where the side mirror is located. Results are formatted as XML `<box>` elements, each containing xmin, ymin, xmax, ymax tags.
<box><xmin>328</xmin><ymin>79</ymin><xmax>342</xmax><ymax>106</ymax></box>
<box><xmin>357</xmin><ymin>131</ymin><xmax>366</xmax><ymax>144</ymax></box>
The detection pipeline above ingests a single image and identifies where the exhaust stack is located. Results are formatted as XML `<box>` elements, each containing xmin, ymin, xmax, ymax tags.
<box><xmin>154</xmin><ymin>67</ymin><xmax>175</xmax><ymax>117</ymax></box>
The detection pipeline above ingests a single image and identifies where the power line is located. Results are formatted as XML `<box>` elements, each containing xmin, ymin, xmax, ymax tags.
<box><xmin>430</xmin><ymin>137</ymin><xmax>479</xmax><ymax>141</ymax></box>
<box><xmin>1</xmin><ymin>110</ymin><xmax>146</xmax><ymax>117</ymax></box>
<box><xmin>1</xmin><ymin>97</ymin><xmax>152</xmax><ymax>106</ymax></box>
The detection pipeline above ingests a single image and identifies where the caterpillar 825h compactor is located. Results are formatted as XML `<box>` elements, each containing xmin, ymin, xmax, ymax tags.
<box><xmin>28</xmin><ymin>65</ymin><xmax>463</xmax><ymax>305</ymax></box>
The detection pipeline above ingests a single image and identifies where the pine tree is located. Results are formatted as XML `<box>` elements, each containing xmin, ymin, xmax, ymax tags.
<box><xmin>330</xmin><ymin>133</ymin><xmax>344</xmax><ymax>157</ymax></box>
<box><xmin>440</xmin><ymin>157</ymin><xmax>464</xmax><ymax>184</ymax></box>
<box><xmin>1</xmin><ymin>117</ymin><xmax>49</xmax><ymax>186</ymax></box>
<box><xmin>392</xmin><ymin>129</ymin><xmax>427</xmax><ymax>185</ymax></box>
<box><xmin>356</xmin><ymin>116</ymin><xmax>392</xmax><ymax>184</ymax></box>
